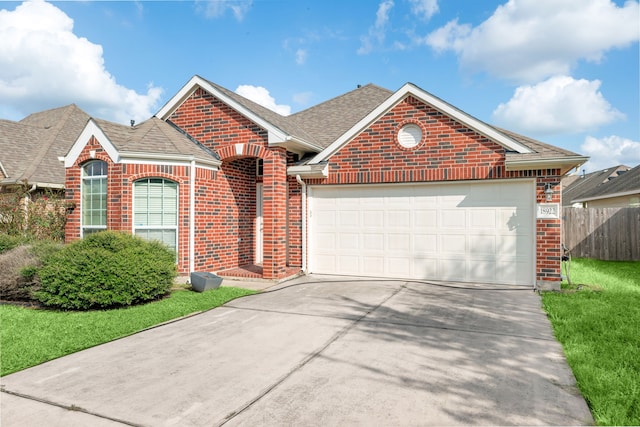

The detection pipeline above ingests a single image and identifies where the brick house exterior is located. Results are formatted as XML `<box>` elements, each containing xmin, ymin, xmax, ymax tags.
<box><xmin>62</xmin><ymin>76</ymin><xmax>588</xmax><ymax>289</ymax></box>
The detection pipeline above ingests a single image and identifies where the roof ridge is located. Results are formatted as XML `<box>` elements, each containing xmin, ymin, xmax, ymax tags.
<box><xmin>291</xmin><ymin>83</ymin><xmax>393</xmax><ymax>117</ymax></box>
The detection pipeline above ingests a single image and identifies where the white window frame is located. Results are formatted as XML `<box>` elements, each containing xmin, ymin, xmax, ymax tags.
<box><xmin>81</xmin><ymin>160</ymin><xmax>108</xmax><ymax>237</ymax></box>
<box><xmin>132</xmin><ymin>178</ymin><xmax>179</xmax><ymax>257</ymax></box>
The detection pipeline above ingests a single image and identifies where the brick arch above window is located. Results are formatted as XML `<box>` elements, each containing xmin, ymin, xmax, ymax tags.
<box><xmin>217</xmin><ymin>143</ymin><xmax>273</xmax><ymax>161</ymax></box>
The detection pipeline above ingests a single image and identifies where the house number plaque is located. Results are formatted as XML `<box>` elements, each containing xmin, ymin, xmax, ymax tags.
<box><xmin>537</xmin><ymin>203</ymin><xmax>559</xmax><ymax>219</ymax></box>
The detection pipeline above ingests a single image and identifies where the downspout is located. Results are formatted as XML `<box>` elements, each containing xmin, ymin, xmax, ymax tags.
<box><xmin>189</xmin><ymin>160</ymin><xmax>196</xmax><ymax>275</ymax></box>
<box><xmin>295</xmin><ymin>175</ymin><xmax>307</xmax><ymax>274</ymax></box>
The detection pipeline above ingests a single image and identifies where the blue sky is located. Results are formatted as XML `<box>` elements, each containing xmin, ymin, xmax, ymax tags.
<box><xmin>0</xmin><ymin>0</ymin><xmax>638</xmax><ymax>172</ymax></box>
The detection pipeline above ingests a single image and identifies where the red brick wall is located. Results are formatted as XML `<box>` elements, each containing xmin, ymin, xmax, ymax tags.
<box><xmin>66</xmin><ymin>137</ymin><xmax>193</xmax><ymax>274</ymax></box>
<box><xmin>169</xmin><ymin>89</ymin><xmax>297</xmax><ymax>279</ymax></box>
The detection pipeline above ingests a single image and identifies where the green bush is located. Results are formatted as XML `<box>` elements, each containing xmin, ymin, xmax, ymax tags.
<box><xmin>34</xmin><ymin>231</ymin><xmax>177</xmax><ymax>310</ymax></box>
<box><xmin>0</xmin><ymin>234</ymin><xmax>26</xmax><ymax>254</ymax></box>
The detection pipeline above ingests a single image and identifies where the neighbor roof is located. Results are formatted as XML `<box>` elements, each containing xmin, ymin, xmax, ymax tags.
<box><xmin>570</xmin><ymin>164</ymin><xmax>640</xmax><ymax>204</ymax></box>
<box><xmin>562</xmin><ymin>165</ymin><xmax>631</xmax><ymax>206</ymax></box>
<box><xmin>0</xmin><ymin>104</ymin><xmax>89</xmax><ymax>188</ymax></box>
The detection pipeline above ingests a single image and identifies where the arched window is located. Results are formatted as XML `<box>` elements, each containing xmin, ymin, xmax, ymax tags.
<box><xmin>81</xmin><ymin>160</ymin><xmax>107</xmax><ymax>236</ymax></box>
<box><xmin>133</xmin><ymin>178</ymin><xmax>178</xmax><ymax>255</ymax></box>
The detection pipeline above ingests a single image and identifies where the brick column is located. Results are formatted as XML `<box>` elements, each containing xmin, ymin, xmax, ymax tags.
<box><xmin>536</xmin><ymin>176</ymin><xmax>562</xmax><ymax>290</ymax></box>
<box><xmin>263</xmin><ymin>148</ymin><xmax>288</xmax><ymax>279</ymax></box>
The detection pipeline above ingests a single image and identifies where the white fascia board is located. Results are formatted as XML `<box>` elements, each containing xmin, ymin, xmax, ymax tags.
<box><xmin>506</xmin><ymin>156</ymin><xmax>589</xmax><ymax>172</ymax></box>
<box><xmin>0</xmin><ymin>160</ymin><xmax>7</xmax><ymax>179</ymax></box>
<box><xmin>156</xmin><ymin>75</ymin><xmax>289</xmax><ymax>145</ymax></box>
<box><xmin>309</xmin><ymin>83</ymin><xmax>532</xmax><ymax>164</ymax></box>
<box><xmin>287</xmin><ymin>163</ymin><xmax>328</xmax><ymax>178</ymax></box>
<box><xmin>64</xmin><ymin>119</ymin><xmax>119</xmax><ymax>167</ymax></box>
<box><xmin>271</xmin><ymin>135</ymin><xmax>324</xmax><ymax>153</ymax></box>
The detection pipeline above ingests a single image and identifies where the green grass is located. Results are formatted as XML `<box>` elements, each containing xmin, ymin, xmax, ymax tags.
<box><xmin>0</xmin><ymin>287</ymin><xmax>255</xmax><ymax>376</ymax></box>
<box><xmin>542</xmin><ymin>258</ymin><xmax>640</xmax><ymax>426</ymax></box>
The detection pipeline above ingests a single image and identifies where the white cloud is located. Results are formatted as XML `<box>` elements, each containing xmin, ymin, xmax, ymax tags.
<box><xmin>425</xmin><ymin>0</ymin><xmax>640</xmax><ymax>82</ymax></box>
<box><xmin>295</xmin><ymin>48</ymin><xmax>308</xmax><ymax>65</ymax></box>
<box><xmin>235</xmin><ymin>85</ymin><xmax>291</xmax><ymax>116</ymax></box>
<box><xmin>492</xmin><ymin>75</ymin><xmax>624</xmax><ymax>134</ymax></box>
<box><xmin>358</xmin><ymin>0</ymin><xmax>394</xmax><ymax>55</ymax></box>
<box><xmin>196</xmin><ymin>0</ymin><xmax>252</xmax><ymax>21</ymax></box>
<box><xmin>292</xmin><ymin>91</ymin><xmax>313</xmax><ymax>106</ymax></box>
<box><xmin>579</xmin><ymin>135</ymin><xmax>640</xmax><ymax>172</ymax></box>
<box><xmin>0</xmin><ymin>0</ymin><xmax>162</xmax><ymax>124</ymax></box>
<box><xmin>408</xmin><ymin>0</ymin><xmax>438</xmax><ymax>20</ymax></box>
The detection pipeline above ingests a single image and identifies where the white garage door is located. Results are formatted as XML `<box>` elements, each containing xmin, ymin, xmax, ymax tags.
<box><xmin>309</xmin><ymin>180</ymin><xmax>534</xmax><ymax>285</ymax></box>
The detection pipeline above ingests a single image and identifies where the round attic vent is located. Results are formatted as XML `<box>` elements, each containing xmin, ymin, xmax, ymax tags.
<box><xmin>397</xmin><ymin>123</ymin><xmax>423</xmax><ymax>149</ymax></box>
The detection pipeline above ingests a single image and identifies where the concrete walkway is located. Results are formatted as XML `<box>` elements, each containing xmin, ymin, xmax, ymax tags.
<box><xmin>1</xmin><ymin>276</ymin><xmax>593</xmax><ymax>426</ymax></box>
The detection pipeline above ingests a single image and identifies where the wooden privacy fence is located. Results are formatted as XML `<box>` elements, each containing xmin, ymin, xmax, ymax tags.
<box><xmin>563</xmin><ymin>207</ymin><xmax>640</xmax><ymax>261</ymax></box>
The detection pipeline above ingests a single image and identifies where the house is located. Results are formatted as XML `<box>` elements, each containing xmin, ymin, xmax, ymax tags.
<box><xmin>0</xmin><ymin>104</ymin><xmax>89</xmax><ymax>193</ymax></box>
<box><xmin>7</xmin><ymin>76</ymin><xmax>589</xmax><ymax>290</ymax></box>
<box><xmin>563</xmin><ymin>165</ymin><xmax>640</xmax><ymax>208</ymax></box>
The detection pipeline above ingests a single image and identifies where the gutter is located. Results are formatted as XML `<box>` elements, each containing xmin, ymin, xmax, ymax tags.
<box><xmin>296</xmin><ymin>175</ymin><xmax>308</xmax><ymax>274</ymax></box>
<box><xmin>572</xmin><ymin>189</ymin><xmax>640</xmax><ymax>203</ymax></box>
<box><xmin>119</xmin><ymin>152</ymin><xmax>222</xmax><ymax>169</ymax></box>
<box><xmin>287</xmin><ymin>163</ymin><xmax>328</xmax><ymax>179</ymax></box>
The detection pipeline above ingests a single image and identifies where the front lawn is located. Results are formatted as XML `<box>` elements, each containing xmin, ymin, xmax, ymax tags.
<box><xmin>542</xmin><ymin>258</ymin><xmax>640</xmax><ymax>426</ymax></box>
<box><xmin>0</xmin><ymin>287</ymin><xmax>255</xmax><ymax>376</ymax></box>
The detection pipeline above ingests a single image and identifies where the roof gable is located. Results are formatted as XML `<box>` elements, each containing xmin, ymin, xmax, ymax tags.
<box><xmin>156</xmin><ymin>75</ymin><xmax>322</xmax><ymax>152</ymax></box>
<box><xmin>308</xmin><ymin>83</ymin><xmax>533</xmax><ymax>164</ymax></box>
<box><xmin>64</xmin><ymin>117</ymin><xmax>221</xmax><ymax>169</ymax></box>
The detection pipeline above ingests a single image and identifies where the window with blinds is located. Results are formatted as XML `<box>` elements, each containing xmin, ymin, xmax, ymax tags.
<box><xmin>133</xmin><ymin>178</ymin><xmax>178</xmax><ymax>255</ymax></box>
<box><xmin>81</xmin><ymin>160</ymin><xmax>107</xmax><ymax>236</ymax></box>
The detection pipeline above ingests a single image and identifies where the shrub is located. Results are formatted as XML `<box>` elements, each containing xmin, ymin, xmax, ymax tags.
<box><xmin>0</xmin><ymin>234</ymin><xmax>26</xmax><ymax>254</ymax></box>
<box><xmin>34</xmin><ymin>231</ymin><xmax>177</xmax><ymax>310</ymax></box>
<box><xmin>0</xmin><ymin>245</ymin><xmax>40</xmax><ymax>301</ymax></box>
<box><xmin>0</xmin><ymin>186</ymin><xmax>69</xmax><ymax>241</ymax></box>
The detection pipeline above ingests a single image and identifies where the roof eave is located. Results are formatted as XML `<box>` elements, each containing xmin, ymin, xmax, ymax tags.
<box><xmin>270</xmin><ymin>136</ymin><xmax>324</xmax><ymax>154</ymax></box>
<box><xmin>506</xmin><ymin>156</ymin><xmax>589</xmax><ymax>175</ymax></box>
<box><xmin>287</xmin><ymin>163</ymin><xmax>329</xmax><ymax>178</ymax></box>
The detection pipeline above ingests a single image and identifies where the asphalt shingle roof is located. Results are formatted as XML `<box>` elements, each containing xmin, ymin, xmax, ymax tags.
<box><xmin>562</xmin><ymin>165</ymin><xmax>631</xmax><ymax>206</ymax></box>
<box><xmin>94</xmin><ymin>117</ymin><xmax>219</xmax><ymax>162</ymax></box>
<box><xmin>568</xmin><ymin>164</ymin><xmax>640</xmax><ymax>203</ymax></box>
<box><xmin>1</xmin><ymin>104</ymin><xmax>89</xmax><ymax>186</ymax></box>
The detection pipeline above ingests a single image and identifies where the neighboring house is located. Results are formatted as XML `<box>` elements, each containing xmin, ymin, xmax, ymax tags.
<box><xmin>566</xmin><ymin>164</ymin><xmax>640</xmax><ymax>208</ymax></box>
<box><xmin>5</xmin><ymin>76</ymin><xmax>589</xmax><ymax>289</ymax></box>
<box><xmin>0</xmin><ymin>104</ymin><xmax>89</xmax><ymax>193</ymax></box>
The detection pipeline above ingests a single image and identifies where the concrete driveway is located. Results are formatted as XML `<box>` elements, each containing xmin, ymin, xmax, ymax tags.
<box><xmin>1</xmin><ymin>276</ymin><xmax>593</xmax><ymax>426</ymax></box>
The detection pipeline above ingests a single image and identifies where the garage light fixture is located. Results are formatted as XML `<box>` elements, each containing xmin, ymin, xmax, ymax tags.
<box><xmin>544</xmin><ymin>183</ymin><xmax>554</xmax><ymax>202</ymax></box>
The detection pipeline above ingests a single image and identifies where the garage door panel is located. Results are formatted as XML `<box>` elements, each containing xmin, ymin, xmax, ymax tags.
<box><xmin>413</xmin><ymin>234</ymin><xmax>437</xmax><ymax>252</ymax></box>
<box><xmin>310</xmin><ymin>181</ymin><xmax>534</xmax><ymax>285</ymax></box>
<box><xmin>414</xmin><ymin>209</ymin><xmax>437</xmax><ymax>227</ymax></box>
<box><xmin>387</xmin><ymin>233</ymin><xmax>411</xmax><ymax>252</ymax></box>
<box><xmin>363</xmin><ymin>233</ymin><xmax>384</xmax><ymax>252</ymax></box>
<box><xmin>441</xmin><ymin>210</ymin><xmax>466</xmax><ymax>228</ymax></box>
<box><xmin>469</xmin><ymin>235</ymin><xmax>496</xmax><ymax>255</ymax></box>
<box><xmin>470</xmin><ymin>210</ymin><xmax>497</xmax><ymax>228</ymax></box>
<box><xmin>363</xmin><ymin>211</ymin><xmax>384</xmax><ymax>227</ymax></box>
<box><xmin>440</xmin><ymin>234</ymin><xmax>466</xmax><ymax>254</ymax></box>
<box><xmin>338</xmin><ymin>233</ymin><xmax>360</xmax><ymax>250</ymax></box>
